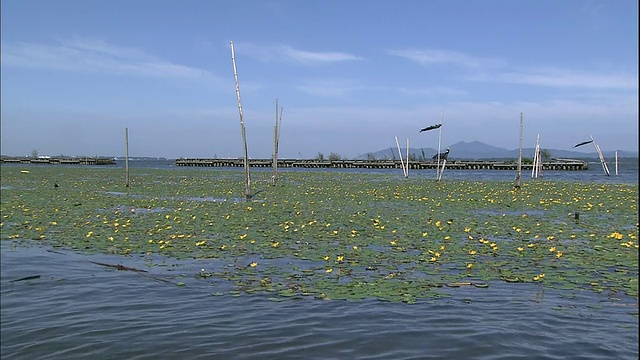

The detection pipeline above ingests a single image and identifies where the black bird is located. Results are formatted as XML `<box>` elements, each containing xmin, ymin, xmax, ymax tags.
<box><xmin>432</xmin><ymin>148</ymin><xmax>450</xmax><ymax>161</ymax></box>
<box><xmin>419</xmin><ymin>123</ymin><xmax>442</xmax><ymax>133</ymax></box>
<box><xmin>54</xmin><ymin>182</ymin><xmax>59</xmax><ymax>188</ymax></box>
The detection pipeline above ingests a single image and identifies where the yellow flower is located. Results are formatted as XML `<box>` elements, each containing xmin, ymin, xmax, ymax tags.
<box><xmin>527</xmin><ymin>243</ymin><xmax>535</xmax><ymax>248</ymax></box>
<box><xmin>430</xmin><ymin>257</ymin><xmax>437</xmax><ymax>262</ymax></box>
<box><xmin>272</xmin><ymin>242</ymin><xmax>280</xmax><ymax>248</ymax></box>
<box><xmin>464</xmin><ymin>227</ymin><xmax>471</xmax><ymax>233</ymax></box>
<box><xmin>466</xmin><ymin>263</ymin><xmax>473</xmax><ymax>269</ymax></box>
<box><xmin>440</xmin><ymin>245</ymin><xmax>446</xmax><ymax>251</ymax></box>
<box><xmin>468</xmin><ymin>250</ymin><xmax>477</xmax><ymax>255</ymax></box>
<box><xmin>353</xmin><ymin>245</ymin><xmax>358</xmax><ymax>250</ymax></box>
<box><xmin>239</xmin><ymin>233</ymin><xmax>248</xmax><ymax>240</ymax></box>
<box><xmin>556</xmin><ymin>251</ymin><xmax>563</xmax><ymax>258</ymax></box>
<box><xmin>390</xmin><ymin>240</ymin><xmax>397</xmax><ymax>245</ymax></box>
<box><xmin>246</xmin><ymin>206</ymin><xmax>252</xmax><ymax>211</ymax></box>
<box><xmin>326</xmin><ymin>268</ymin><xmax>333</xmax><ymax>273</ymax></box>
<box><xmin>547</xmin><ymin>235</ymin><xmax>555</xmax><ymax>240</ymax></box>
<box><xmin>517</xmin><ymin>247</ymin><xmax>524</xmax><ymax>252</ymax></box>
<box><xmin>422</xmin><ymin>232</ymin><xmax>428</xmax><ymax>237</ymax></box>
<box><xmin>549</xmin><ymin>246</ymin><xmax>556</xmax><ymax>252</ymax></box>
<box><xmin>50</xmin><ymin>221</ymin><xmax>57</xmax><ymax>225</ymax></box>
<box><xmin>435</xmin><ymin>220</ymin><xmax>442</xmax><ymax>227</ymax></box>
<box><xmin>444</xmin><ymin>236</ymin><xmax>450</xmax><ymax>240</ymax></box>
<box><xmin>86</xmin><ymin>231</ymin><xmax>93</xmax><ymax>238</ymax></box>
<box><xmin>250</xmin><ymin>262</ymin><xmax>257</xmax><ymax>267</ymax></box>
<box><xmin>336</xmin><ymin>255</ymin><xmax>344</xmax><ymax>262</ymax></box>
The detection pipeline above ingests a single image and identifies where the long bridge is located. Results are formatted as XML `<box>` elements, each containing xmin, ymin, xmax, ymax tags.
<box><xmin>0</xmin><ymin>157</ymin><xmax>116</xmax><ymax>165</ymax></box>
<box><xmin>174</xmin><ymin>158</ymin><xmax>589</xmax><ymax>171</ymax></box>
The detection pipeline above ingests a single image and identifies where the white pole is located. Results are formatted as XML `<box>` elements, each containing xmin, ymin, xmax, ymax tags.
<box><xmin>531</xmin><ymin>134</ymin><xmax>539</xmax><ymax>178</ymax></box>
<box><xmin>436</xmin><ymin>110</ymin><xmax>443</xmax><ymax>180</ymax></box>
<box><xmin>438</xmin><ymin>159</ymin><xmax>447</xmax><ymax>181</ymax></box>
<box><xmin>395</xmin><ymin>136</ymin><xmax>407</xmax><ymax>178</ymax></box>
<box><xmin>591</xmin><ymin>135</ymin><xmax>610</xmax><ymax>176</ymax></box>
<box><xmin>406</xmin><ymin>138</ymin><xmax>410</xmax><ymax>178</ymax></box>
<box><xmin>615</xmin><ymin>150</ymin><xmax>619</xmax><ymax>176</ymax></box>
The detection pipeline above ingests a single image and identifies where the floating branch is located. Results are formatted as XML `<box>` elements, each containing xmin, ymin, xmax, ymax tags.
<box><xmin>10</xmin><ymin>275</ymin><xmax>41</xmax><ymax>282</ymax></box>
<box><xmin>89</xmin><ymin>261</ymin><xmax>148</xmax><ymax>272</ymax></box>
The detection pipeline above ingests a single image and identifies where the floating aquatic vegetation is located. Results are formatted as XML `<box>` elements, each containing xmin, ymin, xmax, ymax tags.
<box><xmin>1</xmin><ymin>166</ymin><xmax>637</xmax><ymax>303</ymax></box>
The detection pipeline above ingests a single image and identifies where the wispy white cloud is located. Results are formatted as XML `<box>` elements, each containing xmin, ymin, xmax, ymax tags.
<box><xmin>467</xmin><ymin>68</ymin><xmax>638</xmax><ymax>90</ymax></box>
<box><xmin>389</xmin><ymin>49</ymin><xmax>505</xmax><ymax>68</ymax></box>
<box><xmin>390</xmin><ymin>47</ymin><xmax>637</xmax><ymax>90</ymax></box>
<box><xmin>1</xmin><ymin>36</ymin><xmax>212</xmax><ymax>79</ymax></box>
<box><xmin>281</xmin><ymin>45</ymin><xmax>363</xmax><ymax>64</ymax></box>
<box><xmin>235</xmin><ymin>42</ymin><xmax>363</xmax><ymax>64</ymax></box>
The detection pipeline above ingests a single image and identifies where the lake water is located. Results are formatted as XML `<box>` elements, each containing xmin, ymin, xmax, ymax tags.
<box><xmin>1</xmin><ymin>161</ymin><xmax>638</xmax><ymax>359</ymax></box>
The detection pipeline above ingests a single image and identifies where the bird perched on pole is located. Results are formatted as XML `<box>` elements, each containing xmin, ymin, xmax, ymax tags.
<box><xmin>432</xmin><ymin>148</ymin><xmax>450</xmax><ymax>160</ymax></box>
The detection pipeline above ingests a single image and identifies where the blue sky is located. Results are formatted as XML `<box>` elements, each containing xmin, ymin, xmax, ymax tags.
<box><xmin>1</xmin><ymin>0</ymin><xmax>638</xmax><ymax>159</ymax></box>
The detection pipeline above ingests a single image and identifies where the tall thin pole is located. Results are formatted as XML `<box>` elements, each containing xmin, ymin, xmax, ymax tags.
<box><xmin>406</xmin><ymin>138</ymin><xmax>410</xmax><ymax>178</ymax></box>
<box><xmin>515</xmin><ymin>112</ymin><xmax>523</xmax><ymax>188</ymax></box>
<box><xmin>591</xmin><ymin>135</ymin><xmax>610</xmax><ymax>176</ymax></box>
<box><xmin>436</xmin><ymin>110</ymin><xmax>443</xmax><ymax>180</ymax></box>
<box><xmin>615</xmin><ymin>150</ymin><xmax>619</xmax><ymax>176</ymax></box>
<box><xmin>272</xmin><ymin>98</ymin><xmax>279</xmax><ymax>185</ymax></box>
<box><xmin>124</xmin><ymin>127</ymin><xmax>130</xmax><ymax>187</ymax></box>
<box><xmin>395</xmin><ymin>136</ymin><xmax>407</xmax><ymax>178</ymax></box>
<box><xmin>531</xmin><ymin>134</ymin><xmax>537</xmax><ymax>178</ymax></box>
<box><xmin>230</xmin><ymin>41</ymin><xmax>251</xmax><ymax>199</ymax></box>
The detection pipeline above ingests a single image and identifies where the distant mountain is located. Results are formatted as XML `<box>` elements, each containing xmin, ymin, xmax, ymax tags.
<box><xmin>359</xmin><ymin>141</ymin><xmax>638</xmax><ymax>161</ymax></box>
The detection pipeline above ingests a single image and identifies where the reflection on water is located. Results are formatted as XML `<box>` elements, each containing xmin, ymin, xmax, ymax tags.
<box><xmin>1</xmin><ymin>242</ymin><xmax>637</xmax><ymax>360</ymax></box>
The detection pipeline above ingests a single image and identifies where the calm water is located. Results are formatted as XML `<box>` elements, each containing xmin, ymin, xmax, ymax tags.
<box><xmin>2</xmin><ymin>243</ymin><xmax>638</xmax><ymax>360</ymax></box>
<box><xmin>1</xmin><ymin>161</ymin><xmax>638</xmax><ymax>359</ymax></box>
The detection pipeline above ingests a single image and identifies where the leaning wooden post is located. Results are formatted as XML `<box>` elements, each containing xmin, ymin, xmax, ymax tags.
<box><xmin>124</xmin><ymin>127</ymin><xmax>130</xmax><ymax>187</ymax></box>
<box><xmin>272</xmin><ymin>98</ymin><xmax>280</xmax><ymax>185</ymax></box>
<box><xmin>230</xmin><ymin>41</ymin><xmax>252</xmax><ymax>199</ymax></box>
<box><xmin>515</xmin><ymin>112</ymin><xmax>523</xmax><ymax>189</ymax></box>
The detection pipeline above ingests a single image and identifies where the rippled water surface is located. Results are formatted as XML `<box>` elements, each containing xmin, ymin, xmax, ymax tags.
<box><xmin>1</xmin><ymin>242</ymin><xmax>637</xmax><ymax>359</ymax></box>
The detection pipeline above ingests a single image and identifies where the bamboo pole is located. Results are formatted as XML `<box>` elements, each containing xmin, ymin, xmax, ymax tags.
<box><xmin>406</xmin><ymin>138</ymin><xmax>409</xmax><ymax>177</ymax></box>
<box><xmin>515</xmin><ymin>112</ymin><xmax>523</xmax><ymax>188</ymax></box>
<box><xmin>532</xmin><ymin>133</ymin><xmax>540</xmax><ymax>178</ymax></box>
<box><xmin>272</xmin><ymin>98</ymin><xmax>279</xmax><ymax>185</ymax></box>
<box><xmin>590</xmin><ymin>135</ymin><xmax>610</xmax><ymax>176</ymax></box>
<box><xmin>230</xmin><ymin>41</ymin><xmax>252</xmax><ymax>199</ymax></box>
<box><xmin>437</xmin><ymin>159</ymin><xmax>447</xmax><ymax>181</ymax></box>
<box><xmin>436</xmin><ymin>110</ymin><xmax>443</xmax><ymax>180</ymax></box>
<box><xmin>395</xmin><ymin>136</ymin><xmax>407</xmax><ymax>178</ymax></box>
<box><xmin>124</xmin><ymin>127</ymin><xmax>130</xmax><ymax>187</ymax></box>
